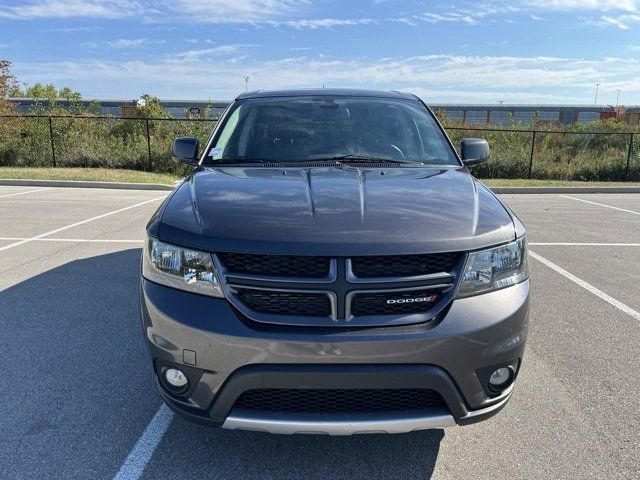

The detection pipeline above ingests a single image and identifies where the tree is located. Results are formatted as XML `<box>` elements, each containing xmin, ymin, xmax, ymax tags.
<box><xmin>136</xmin><ymin>94</ymin><xmax>166</xmax><ymax>118</ymax></box>
<box><xmin>59</xmin><ymin>86</ymin><xmax>82</xmax><ymax>100</ymax></box>
<box><xmin>0</xmin><ymin>60</ymin><xmax>19</xmax><ymax>113</ymax></box>
<box><xmin>26</xmin><ymin>82</ymin><xmax>58</xmax><ymax>100</ymax></box>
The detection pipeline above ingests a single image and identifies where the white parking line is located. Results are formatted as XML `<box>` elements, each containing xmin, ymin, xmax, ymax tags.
<box><xmin>112</xmin><ymin>404</ymin><xmax>174</xmax><ymax>480</ymax></box>
<box><xmin>0</xmin><ymin>196</ymin><xmax>164</xmax><ymax>253</ymax></box>
<box><xmin>558</xmin><ymin>194</ymin><xmax>640</xmax><ymax>216</ymax></box>
<box><xmin>530</xmin><ymin>242</ymin><xmax>640</xmax><ymax>246</ymax></box>
<box><xmin>0</xmin><ymin>237</ymin><xmax>143</xmax><ymax>243</ymax></box>
<box><xmin>530</xmin><ymin>251</ymin><xmax>640</xmax><ymax>322</ymax></box>
<box><xmin>0</xmin><ymin>188</ymin><xmax>49</xmax><ymax>198</ymax></box>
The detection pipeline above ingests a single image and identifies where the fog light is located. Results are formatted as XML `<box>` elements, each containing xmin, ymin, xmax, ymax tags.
<box><xmin>489</xmin><ymin>367</ymin><xmax>512</xmax><ymax>388</ymax></box>
<box><xmin>164</xmin><ymin>368</ymin><xmax>188</xmax><ymax>389</ymax></box>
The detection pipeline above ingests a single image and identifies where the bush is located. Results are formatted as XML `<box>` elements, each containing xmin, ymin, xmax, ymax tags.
<box><xmin>1</xmin><ymin>113</ymin><xmax>638</xmax><ymax>180</ymax></box>
<box><xmin>444</xmin><ymin>120</ymin><xmax>639</xmax><ymax>181</ymax></box>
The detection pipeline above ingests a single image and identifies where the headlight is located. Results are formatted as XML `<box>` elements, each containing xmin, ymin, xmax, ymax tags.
<box><xmin>142</xmin><ymin>237</ymin><xmax>224</xmax><ymax>298</ymax></box>
<box><xmin>456</xmin><ymin>237</ymin><xmax>529</xmax><ymax>298</ymax></box>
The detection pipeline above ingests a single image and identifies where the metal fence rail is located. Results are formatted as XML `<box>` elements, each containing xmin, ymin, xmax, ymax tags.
<box><xmin>1</xmin><ymin>115</ymin><xmax>638</xmax><ymax>181</ymax></box>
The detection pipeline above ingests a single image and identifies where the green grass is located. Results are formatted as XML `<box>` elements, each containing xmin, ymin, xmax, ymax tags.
<box><xmin>1</xmin><ymin>167</ymin><xmax>639</xmax><ymax>188</ymax></box>
<box><xmin>0</xmin><ymin>167</ymin><xmax>180</xmax><ymax>185</ymax></box>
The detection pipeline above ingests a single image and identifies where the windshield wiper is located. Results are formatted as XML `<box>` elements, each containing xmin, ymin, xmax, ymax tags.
<box><xmin>207</xmin><ymin>157</ymin><xmax>271</xmax><ymax>164</ymax></box>
<box><xmin>301</xmin><ymin>155</ymin><xmax>409</xmax><ymax>164</ymax></box>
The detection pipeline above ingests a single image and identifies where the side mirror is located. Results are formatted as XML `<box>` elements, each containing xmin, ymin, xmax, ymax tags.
<box><xmin>172</xmin><ymin>137</ymin><xmax>200</xmax><ymax>166</ymax></box>
<box><xmin>461</xmin><ymin>138</ymin><xmax>490</xmax><ymax>167</ymax></box>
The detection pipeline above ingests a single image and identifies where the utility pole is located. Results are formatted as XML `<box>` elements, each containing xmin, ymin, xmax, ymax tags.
<box><xmin>594</xmin><ymin>83</ymin><xmax>600</xmax><ymax>105</ymax></box>
<box><xmin>615</xmin><ymin>89</ymin><xmax>622</xmax><ymax>115</ymax></box>
<box><xmin>244</xmin><ymin>76</ymin><xmax>250</xmax><ymax>92</ymax></box>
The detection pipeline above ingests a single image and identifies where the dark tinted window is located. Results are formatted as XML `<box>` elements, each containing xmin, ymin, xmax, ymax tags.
<box><xmin>205</xmin><ymin>96</ymin><xmax>458</xmax><ymax>165</ymax></box>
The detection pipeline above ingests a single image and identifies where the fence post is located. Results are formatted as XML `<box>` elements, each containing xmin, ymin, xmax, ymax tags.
<box><xmin>145</xmin><ymin>118</ymin><xmax>152</xmax><ymax>171</ymax></box>
<box><xmin>527</xmin><ymin>130</ymin><xmax>536</xmax><ymax>179</ymax></box>
<box><xmin>625</xmin><ymin>132</ymin><xmax>634</xmax><ymax>180</ymax></box>
<box><xmin>48</xmin><ymin>116</ymin><xmax>57</xmax><ymax>167</ymax></box>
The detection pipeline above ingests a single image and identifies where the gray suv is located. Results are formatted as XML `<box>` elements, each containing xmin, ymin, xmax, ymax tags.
<box><xmin>140</xmin><ymin>89</ymin><xmax>530</xmax><ymax>435</ymax></box>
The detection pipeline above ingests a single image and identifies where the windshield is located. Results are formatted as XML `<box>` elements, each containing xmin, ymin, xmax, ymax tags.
<box><xmin>204</xmin><ymin>96</ymin><xmax>459</xmax><ymax>165</ymax></box>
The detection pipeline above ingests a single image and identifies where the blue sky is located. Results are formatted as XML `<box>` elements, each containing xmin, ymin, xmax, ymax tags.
<box><xmin>1</xmin><ymin>0</ymin><xmax>639</xmax><ymax>104</ymax></box>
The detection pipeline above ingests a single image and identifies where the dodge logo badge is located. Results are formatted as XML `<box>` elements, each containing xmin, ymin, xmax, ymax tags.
<box><xmin>386</xmin><ymin>295</ymin><xmax>438</xmax><ymax>304</ymax></box>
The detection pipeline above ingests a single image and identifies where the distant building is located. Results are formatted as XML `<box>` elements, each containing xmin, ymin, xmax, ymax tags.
<box><xmin>432</xmin><ymin>103</ymin><xmax>620</xmax><ymax>126</ymax></box>
<box><xmin>7</xmin><ymin>98</ymin><xmax>229</xmax><ymax>119</ymax></box>
<box><xmin>6</xmin><ymin>97</ymin><xmax>638</xmax><ymax>126</ymax></box>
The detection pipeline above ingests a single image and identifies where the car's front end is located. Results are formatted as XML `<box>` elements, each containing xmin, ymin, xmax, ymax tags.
<box><xmin>139</xmin><ymin>89</ymin><xmax>530</xmax><ymax>434</ymax></box>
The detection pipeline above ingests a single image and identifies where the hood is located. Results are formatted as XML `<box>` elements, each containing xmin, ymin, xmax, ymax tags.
<box><xmin>156</xmin><ymin>166</ymin><xmax>516</xmax><ymax>256</ymax></box>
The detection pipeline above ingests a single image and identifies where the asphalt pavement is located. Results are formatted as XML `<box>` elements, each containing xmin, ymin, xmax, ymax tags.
<box><xmin>0</xmin><ymin>186</ymin><xmax>638</xmax><ymax>479</ymax></box>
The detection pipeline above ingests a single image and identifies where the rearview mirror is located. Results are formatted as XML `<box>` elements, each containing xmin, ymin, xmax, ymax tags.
<box><xmin>172</xmin><ymin>137</ymin><xmax>200</xmax><ymax>166</ymax></box>
<box><xmin>461</xmin><ymin>138</ymin><xmax>490</xmax><ymax>167</ymax></box>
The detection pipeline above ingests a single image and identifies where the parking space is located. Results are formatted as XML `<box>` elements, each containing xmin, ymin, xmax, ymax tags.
<box><xmin>0</xmin><ymin>187</ymin><xmax>639</xmax><ymax>479</ymax></box>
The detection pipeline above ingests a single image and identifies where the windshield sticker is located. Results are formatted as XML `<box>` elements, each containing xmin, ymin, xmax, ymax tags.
<box><xmin>210</xmin><ymin>147</ymin><xmax>223</xmax><ymax>156</ymax></box>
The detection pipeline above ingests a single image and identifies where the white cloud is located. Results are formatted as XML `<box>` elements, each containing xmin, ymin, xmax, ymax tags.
<box><xmin>12</xmin><ymin>53</ymin><xmax>640</xmax><ymax>103</ymax></box>
<box><xmin>175</xmin><ymin>44</ymin><xmax>257</xmax><ymax>60</ymax></box>
<box><xmin>420</xmin><ymin>12</ymin><xmax>478</xmax><ymax>24</ymax></box>
<box><xmin>163</xmin><ymin>0</ymin><xmax>306</xmax><ymax>23</ymax></box>
<box><xmin>280</xmin><ymin>18</ymin><xmax>375</xmax><ymax>29</ymax></box>
<box><xmin>107</xmin><ymin>38</ymin><xmax>164</xmax><ymax>48</ymax></box>
<box><xmin>401</xmin><ymin>0</ymin><xmax>640</xmax><ymax>28</ymax></box>
<box><xmin>43</xmin><ymin>25</ymin><xmax>101</xmax><ymax>32</ymax></box>
<box><xmin>0</xmin><ymin>0</ymin><xmax>307</xmax><ymax>22</ymax></box>
<box><xmin>600</xmin><ymin>14</ymin><xmax>631</xmax><ymax>27</ymax></box>
<box><xmin>0</xmin><ymin>0</ymin><xmax>143</xmax><ymax>19</ymax></box>
<box><xmin>522</xmin><ymin>0</ymin><xmax>639</xmax><ymax>11</ymax></box>
<box><xmin>582</xmin><ymin>12</ymin><xmax>640</xmax><ymax>28</ymax></box>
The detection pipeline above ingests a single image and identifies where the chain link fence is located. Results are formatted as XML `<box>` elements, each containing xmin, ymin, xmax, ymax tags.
<box><xmin>447</xmin><ymin>127</ymin><xmax>639</xmax><ymax>181</ymax></box>
<box><xmin>1</xmin><ymin>115</ymin><xmax>638</xmax><ymax>181</ymax></box>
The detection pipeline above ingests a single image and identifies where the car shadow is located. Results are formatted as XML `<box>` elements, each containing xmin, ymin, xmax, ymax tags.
<box><xmin>0</xmin><ymin>248</ymin><xmax>444</xmax><ymax>480</ymax></box>
<box><xmin>147</xmin><ymin>418</ymin><xmax>444</xmax><ymax>479</ymax></box>
<box><xmin>0</xmin><ymin>249</ymin><xmax>162</xmax><ymax>479</ymax></box>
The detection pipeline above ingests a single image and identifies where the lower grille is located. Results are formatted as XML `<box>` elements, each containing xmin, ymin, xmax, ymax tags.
<box><xmin>351</xmin><ymin>290</ymin><xmax>440</xmax><ymax>316</ymax></box>
<box><xmin>234</xmin><ymin>388</ymin><xmax>445</xmax><ymax>413</ymax></box>
<box><xmin>235</xmin><ymin>288</ymin><xmax>331</xmax><ymax>317</ymax></box>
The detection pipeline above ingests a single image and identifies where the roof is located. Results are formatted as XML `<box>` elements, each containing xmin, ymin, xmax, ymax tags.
<box><xmin>235</xmin><ymin>88</ymin><xmax>417</xmax><ymax>101</ymax></box>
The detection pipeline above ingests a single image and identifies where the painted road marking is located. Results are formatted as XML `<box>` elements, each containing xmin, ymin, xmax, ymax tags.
<box><xmin>0</xmin><ymin>188</ymin><xmax>49</xmax><ymax>198</ymax></box>
<box><xmin>558</xmin><ymin>194</ymin><xmax>640</xmax><ymax>216</ymax></box>
<box><xmin>112</xmin><ymin>404</ymin><xmax>174</xmax><ymax>480</ymax></box>
<box><xmin>0</xmin><ymin>196</ymin><xmax>164</xmax><ymax>253</ymax></box>
<box><xmin>530</xmin><ymin>251</ymin><xmax>640</xmax><ymax>322</ymax></box>
<box><xmin>529</xmin><ymin>242</ymin><xmax>640</xmax><ymax>246</ymax></box>
<box><xmin>0</xmin><ymin>237</ymin><xmax>144</xmax><ymax>243</ymax></box>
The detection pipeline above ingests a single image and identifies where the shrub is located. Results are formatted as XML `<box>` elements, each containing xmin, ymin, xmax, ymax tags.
<box><xmin>1</xmin><ymin>113</ymin><xmax>638</xmax><ymax>180</ymax></box>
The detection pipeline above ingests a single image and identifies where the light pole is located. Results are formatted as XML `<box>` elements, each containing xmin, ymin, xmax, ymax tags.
<box><xmin>594</xmin><ymin>83</ymin><xmax>600</xmax><ymax>105</ymax></box>
<box><xmin>244</xmin><ymin>76</ymin><xmax>250</xmax><ymax>92</ymax></box>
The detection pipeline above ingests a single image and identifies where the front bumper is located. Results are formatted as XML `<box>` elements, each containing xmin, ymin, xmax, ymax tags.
<box><xmin>140</xmin><ymin>278</ymin><xmax>529</xmax><ymax>433</ymax></box>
